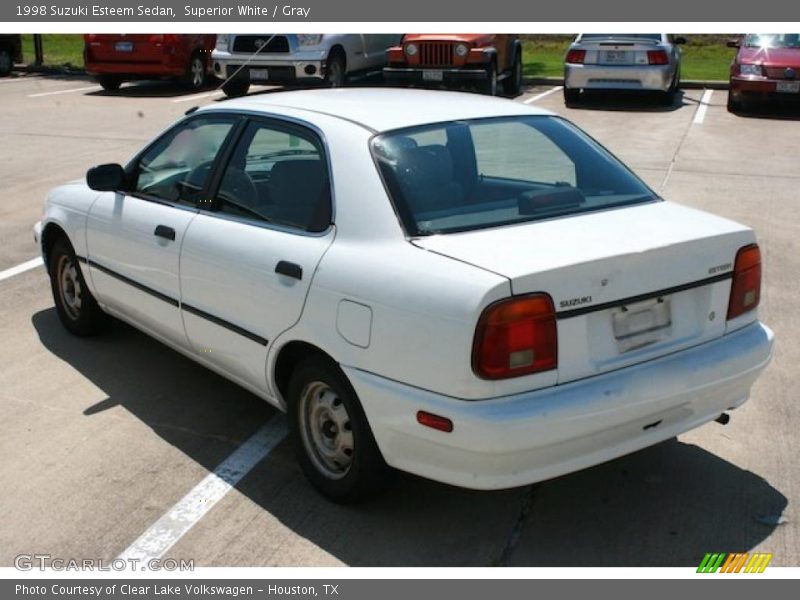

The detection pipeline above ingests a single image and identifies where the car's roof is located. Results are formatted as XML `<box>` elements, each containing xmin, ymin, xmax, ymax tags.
<box><xmin>199</xmin><ymin>87</ymin><xmax>553</xmax><ymax>133</ymax></box>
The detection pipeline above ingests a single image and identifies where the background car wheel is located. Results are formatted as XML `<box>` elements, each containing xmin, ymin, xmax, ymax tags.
<box><xmin>182</xmin><ymin>51</ymin><xmax>206</xmax><ymax>91</ymax></box>
<box><xmin>97</xmin><ymin>75</ymin><xmax>122</xmax><ymax>92</ymax></box>
<box><xmin>727</xmin><ymin>92</ymin><xmax>743</xmax><ymax>113</ymax></box>
<box><xmin>661</xmin><ymin>74</ymin><xmax>679</xmax><ymax>106</ymax></box>
<box><xmin>482</xmin><ymin>60</ymin><xmax>498</xmax><ymax>96</ymax></box>
<box><xmin>288</xmin><ymin>355</ymin><xmax>390</xmax><ymax>503</ymax></box>
<box><xmin>0</xmin><ymin>48</ymin><xmax>12</xmax><ymax>77</ymax></box>
<box><xmin>502</xmin><ymin>50</ymin><xmax>523</xmax><ymax>96</ymax></box>
<box><xmin>48</xmin><ymin>236</ymin><xmax>106</xmax><ymax>336</ymax></box>
<box><xmin>324</xmin><ymin>51</ymin><xmax>346</xmax><ymax>87</ymax></box>
<box><xmin>221</xmin><ymin>77</ymin><xmax>250</xmax><ymax>98</ymax></box>
<box><xmin>563</xmin><ymin>87</ymin><xmax>581</xmax><ymax>106</ymax></box>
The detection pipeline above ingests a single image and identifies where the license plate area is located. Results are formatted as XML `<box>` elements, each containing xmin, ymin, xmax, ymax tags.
<box><xmin>612</xmin><ymin>297</ymin><xmax>672</xmax><ymax>353</ymax></box>
<box><xmin>249</xmin><ymin>68</ymin><xmax>270</xmax><ymax>81</ymax></box>
<box><xmin>603</xmin><ymin>50</ymin><xmax>631</xmax><ymax>64</ymax></box>
<box><xmin>114</xmin><ymin>42</ymin><xmax>133</xmax><ymax>53</ymax></box>
<box><xmin>423</xmin><ymin>69</ymin><xmax>444</xmax><ymax>82</ymax></box>
<box><xmin>777</xmin><ymin>81</ymin><xmax>800</xmax><ymax>93</ymax></box>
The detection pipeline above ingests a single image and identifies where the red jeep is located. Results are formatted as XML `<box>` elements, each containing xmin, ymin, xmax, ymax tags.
<box><xmin>384</xmin><ymin>34</ymin><xmax>522</xmax><ymax>95</ymax></box>
<box><xmin>84</xmin><ymin>34</ymin><xmax>216</xmax><ymax>91</ymax></box>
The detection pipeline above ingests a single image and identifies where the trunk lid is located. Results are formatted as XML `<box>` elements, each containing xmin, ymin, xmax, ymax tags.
<box><xmin>576</xmin><ymin>36</ymin><xmax>664</xmax><ymax>66</ymax></box>
<box><xmin>413</xmin><ymin>202</ymin><xmax>755</xmax><ymax>384</ymax></box>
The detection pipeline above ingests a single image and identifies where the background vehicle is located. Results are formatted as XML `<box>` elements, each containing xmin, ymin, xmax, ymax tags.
<box><xmin>384</xmin><ymin>34</ymin><xmax>522</xmax><ymax>96</ymax></box>
<box><xmin>0</xmin><ymin>34</ymin><xmax>22</xmax><ymax>77</ymax></box>
<box><xmin>35</xmin><ymin>89</ymin><xmax>772</xmax><ymax>502</ymax></box>
<box><xmin>727</xmin><ymin>34</ymin><xmax>800</xmax><ymax>112</ymax></box>
<box><xmin>563</xmin><ymin>33</ymin><xmax>685</xmax><ymax>106</ymax></box>
<box><xmin>212</xmin><ymin>34</ymin><xmax>402</xmax><ymax>97</ymax></box>
<box><xmin>84</xmin><ymin>34</ymin><xmax>216</xmax><ymax>91</ymax></box>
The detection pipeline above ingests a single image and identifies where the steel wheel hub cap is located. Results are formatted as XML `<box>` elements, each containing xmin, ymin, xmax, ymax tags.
<box><xmin>57</xmin><ymin>256</ymin><xmax>82</xmax><ymax>320</ymax></box>
<box><xmin>191</xmin><ymin>59</ymin><xmax>204</xmax><ymax>87</ymax></box>
<box><xmin>300</xmin><ymin>381</ymin><xmax>354</xmax><ymax>479</ymax></box>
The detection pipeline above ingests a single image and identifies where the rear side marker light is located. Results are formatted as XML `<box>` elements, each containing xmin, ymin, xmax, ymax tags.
<box><xmin>417</xmin><ymin>411</ymin><xmax>453</xmax><ymax>433</ymax></box>
<box><xmin>727</xmin><ymin>244</ymin><xmax>761</xmax><ymax>320</ymax></box>
<box><xmin>647</xmin><ymin>50</ymin><xmax>669</xmax><ymax>65</ymax></box>
<box><xmin>473</xmin><ymin>293</ymin><xmax>558</xmax><ymax>380</ymax></box>
<box><xmin>566</xmin><ymin>49</ymin><xmax>586</xmax><ymax>64</ymax></box>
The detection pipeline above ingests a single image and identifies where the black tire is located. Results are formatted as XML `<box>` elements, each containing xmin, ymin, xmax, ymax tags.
<box><xmin>222</xmin><ymin>77</ymin><xmax>250</xmax><ymax>98</ymax></box>
<box><xmin>502</xmin><ymin>49</ymin><xmax>523</xmax><ymax>96</ymax></box>
<box><xmin>563</xmin><ymin>87</ymin><xmax>581</xmax><ymax>106</ymax></box>
<box><xmin>0</xmin><ymin>47</ymin><xmax>12</xmax><ymax>77</ymax></box>
<box><xmin>727</xmin><ymin>91</ymin><xmax>743</xmax><ymax>114</ymax></box>
<box><xmin>482</xmin><ymin>60</ymin><xmax>498</xmax><ymax>96</ymax></box>
<box><xmin>97</xmin><ymin>75</ymin><xmax>122</xmax><ymax>91</ymax></box>
<box><xmin>661</xmin><ymin>73</ymin><xmax>679</xmax><ymax>106</ymax></box>
<box><xmin>324</xmin><ymin>51</ymin><xmax>346</xmax><ymax>87</ymax></box>
<box><xmin>181</xmin><ymin>51</ymin><xmax>206</xmax><ymax>91</ymax></box>
<box><xmin>288</xmin><ymin>355</ymin><xmax>390</xmax><ymax>502</ymax></box>
<box><xmin>48</xmin><ymin>236</ymin><xmax>106</xmax><ymax>336</ymax></box>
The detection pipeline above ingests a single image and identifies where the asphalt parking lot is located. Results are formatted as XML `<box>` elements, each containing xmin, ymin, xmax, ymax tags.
<box><xmin>0</xmin><ymin>74</ymin><xmax>798</xmax><ymax>567</ymax></box>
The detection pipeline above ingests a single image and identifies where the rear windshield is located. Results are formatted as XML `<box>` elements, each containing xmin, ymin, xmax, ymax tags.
<box><xmin>371</xmin><ymin>116</ymin><xmax>657</xmax><ymax>236</ymax></box>
<box><xmin>744</xmin><ymin>34</ymin><xmax>800</xmax><ymax>48</ymax></box>
<box><xmin>580</xmin><ymin>34</ymin><xmax>662</xmax><ymax>42</ymax></box>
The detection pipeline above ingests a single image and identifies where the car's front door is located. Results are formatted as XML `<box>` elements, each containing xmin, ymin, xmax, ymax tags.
<box><xmin>85</xmin><ymin>115</ymin><xmax>239</xmax><ymax>347</ymax></box>
<box><xmin>179</xmin><ymin>117</ymin><xmax>334</xmax><ymax>397</ymax></box>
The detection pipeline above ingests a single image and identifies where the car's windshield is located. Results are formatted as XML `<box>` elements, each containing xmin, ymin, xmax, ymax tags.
<box><xmin>580</xmin><ymin>34</ymin><xmax>662</xmax><ymax>42</ymax></box>
<box><xmin>744</xmin><ymin>34</ymin><xmax>800</xmax><ymax>48</ymax></box>
<box><xmin>371</xmin><ymin>116</ymin><xmax>658</xmax><ymax>236</ymax></box>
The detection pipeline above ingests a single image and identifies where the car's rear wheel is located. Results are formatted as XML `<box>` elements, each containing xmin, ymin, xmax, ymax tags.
<box><xmin>502</xmin><ymin>49</ymin><xmax>523</xmax><ymax>96</ymax></box>
<box><xmin>0</xmin><ymin>47</ymin><xmax>13</xmax><ymax>77</ymax></box>
<box><xmin>324</xmin><ymin>51</ymin><xmax>346</xmax><ymax>87</ymax></box>
<box><xmin>97</xmin><ymin>75</ymin><xmax>122</xmax><ymax>91</ymax></box>
<box><xmin>288</xmin><ymin>355</ymin><xmax>390</xmax><ymax>502</ymax></box>
<box><xmin>563</xmin><ymin>87</ymin><xmax>581</xmax><ymax>106</ymax></box>
<box><xmin>182</xmin><ymin>51</ymin><xmax>206</xmax><ymax>91</ymax></box>
<box><xmin>49</xmin><ymin>236</ymin><xmax>105</xmax><ymax>336</ymax></box>
<box><xmin>661</xmin><ymin>73</ymin><xmax>679</xmax><ymax>106</ymax></box>
<box><xmin>222</xmin><ymin>77</ymin><xmax>250</xmax><ymax>98</ymax></box>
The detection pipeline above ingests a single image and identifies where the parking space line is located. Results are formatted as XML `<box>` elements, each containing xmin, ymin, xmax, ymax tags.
<box><xmin>117</xmin><ymin>415</ymin><xmax>287</xmax><ymax>562</ymax></box>
<box><xmin>523</xmin><ymin>86</ymin><xmax>563</xmax><ymax>104</ymax></box>
<box><xmin>693</xmin><ymin>89</ymin><xmax>714</xmax><ymax>124</ymax></box>
<box><xmin>0</xmin><ymin>77</ymin><xmax>40</xmax><ymax>84</ymax></box>
<box><xmin>29</xmin><ymin>85</ymin><xmax>101</xmax><ymax>98</ymax></box>
<box><xmin>172</xmin><ymin>90</ymin><xmax>225</xmax><ymax>103</ymax></box>
<box><xmin>0</xmin><ymin>257</ymin><xmax>44</xmax><ymax>282</ymax></box>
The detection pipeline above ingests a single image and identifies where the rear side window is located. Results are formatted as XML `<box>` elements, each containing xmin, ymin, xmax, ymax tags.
<box><xmin>371</xmin><ymin>116</ymin><xmax>657</xmax><ymax>236</ymax></box>
<box><xmin>213</xmin><ymin>121</ymin><xmax>331</xmax><ymax>232</ymax></box>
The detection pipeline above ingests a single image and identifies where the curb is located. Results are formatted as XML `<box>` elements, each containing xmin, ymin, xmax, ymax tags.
<box><xmin>523</xmin><ymin>76</ymin><xmax>729</xmax><ymax>90</ymax></box>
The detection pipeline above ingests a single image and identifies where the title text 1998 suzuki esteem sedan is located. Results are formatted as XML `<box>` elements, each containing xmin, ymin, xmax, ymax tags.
<box><xmin>34</xmin><ymin>89</ymin><xmax>773</xmax><ymax>502</ymax></box>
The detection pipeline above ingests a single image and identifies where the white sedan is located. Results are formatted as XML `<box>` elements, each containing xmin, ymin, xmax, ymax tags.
<box><xmin>34</xmin><ymin>89</ymin><xmax>774</xmax><ymax>502</ymax></box>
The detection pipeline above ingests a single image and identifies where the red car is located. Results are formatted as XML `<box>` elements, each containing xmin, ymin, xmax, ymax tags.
<box><xmin>84</xmin><ymin>34</ymin><xmax>216</xmax><ymax>91</ymax></box>
<box><xmin>728</xmin><ymin>33</ymin><xmax>800</xmax><ymax>112</ymax></box>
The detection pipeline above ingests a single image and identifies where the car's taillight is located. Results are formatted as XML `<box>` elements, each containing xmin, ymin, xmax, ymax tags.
<box><xmin>647</xmin><ymin>50</ymin><xmax>669</xmax><ymax>65</ymax></box>
<box><xmin>566</xmin><ymin>49</ymin><xmax>586</xmax><ymax>64</ymax></box>
<box><xmin>727</xmin><ymin>244</ymin><xmax>761</xmax><ymax>320</ymax></box>
<box><xmin>148</xmin><ymin>34</ymin><xmax>164</xmax><ymax>43</ymax></box>
<box><xmin>472</xmin><ymin>294</ymin><xmax>557</xmax><ymax>380</ymax></box>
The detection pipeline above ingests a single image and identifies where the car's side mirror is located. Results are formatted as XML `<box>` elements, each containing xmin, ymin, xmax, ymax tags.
<box><xmin>87</xmin><ymin>163</ymin><xmax>126</xmax><ymax>192</ymax></box>
<box><xmin>727</xmin><ymin>39</ymin><xmax>740</xmax><ymax>48</ymax></box>
<box><xmin>673</xmin><ymin>36</ymin><xmax>687</xmax><ymax>45</ymax></box>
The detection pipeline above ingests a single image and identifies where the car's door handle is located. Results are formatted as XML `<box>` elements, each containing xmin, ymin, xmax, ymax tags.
<box><xmin>154</xmin><ymin>225</ymin><xmax>176</xmax><ymax>241</ymax></box>
<box><xmin>275</xmin><ymin>260</ymin><xmax>302</xmax><ymax>281</ymax></box>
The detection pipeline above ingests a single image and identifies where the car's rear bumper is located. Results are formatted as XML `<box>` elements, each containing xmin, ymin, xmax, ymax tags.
<box><xmin>85</xmin><ymin>62</ymin><xmax>186</xmax><ymax>78</ymax></box>
<box><xmin>345</xmin><ymin>321</ymin><xmax>773</xmax><ymax>490</ymax></box>
<box><xmin>383</xmin><ymin>66</ymin><xmax>490</xmax><ymax>84</ymax></box>
<box><xmin>564</xmin><ymin>63</ymin><xmax>675</xmax><ymax>92</ymax></box>
<box><xmin>211</xmin><ymin>51</ymin><xmax>326</xmax><ymax>82</ymax></box>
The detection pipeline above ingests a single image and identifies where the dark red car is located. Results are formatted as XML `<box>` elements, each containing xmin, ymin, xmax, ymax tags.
<box><xmin>728</xmin><ymin>33</ymin><xmax>800</xmax><ymax>112</ymax></box>
<box><xmin>84</xmin><ymin>34</ymin><xmax>216</xmax><ymax>91</ymax></box>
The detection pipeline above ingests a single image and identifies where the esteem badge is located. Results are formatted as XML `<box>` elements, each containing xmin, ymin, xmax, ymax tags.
<box><xmin>785</xmin><ymin>67</ymin><xmax>797</xmax><ymax>80</ymax></box>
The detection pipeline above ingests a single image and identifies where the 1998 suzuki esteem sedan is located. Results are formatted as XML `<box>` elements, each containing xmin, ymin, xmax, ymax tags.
<box><xmin>34</xmin><ymin>89</ymin><xmax>773</xmax><ymax>502</ymax></box>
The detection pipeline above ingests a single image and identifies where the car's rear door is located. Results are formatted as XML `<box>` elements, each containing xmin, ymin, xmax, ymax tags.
<box><xmin>85</xmin><ymin>114</ymin><xmax>240</xmax><ymax>347</ymax></box>
<box><xmin>179</xmin><ymin>117</ymin><xmax>334</xmax><ymax>396</ymax></box>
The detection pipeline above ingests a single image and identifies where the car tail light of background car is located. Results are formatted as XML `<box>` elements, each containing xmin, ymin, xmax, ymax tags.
<box><xmin>647</xmin><ymin>50</ymin><xmax>670</xmax><ymax>65</ymax></box>
<box><xmin>727</xmin><ymin>244</ymin><xmax>762</xmax><ymax>320</ymax></box>
<box><xmin>566</xmin><ymin>49</ymin><xmax>586</xmax><ymax>64</ymax></box>
<box><xmin>473</xmin><ymin>293</ymin><xmax>558</xmax><ymax>380</ymax></box>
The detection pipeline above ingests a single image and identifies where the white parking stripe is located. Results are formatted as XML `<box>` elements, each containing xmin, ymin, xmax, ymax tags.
<box><xmin>117</xmin><ymin>415</ymin><xmax>287</xmax><ymax>562</ymax></box>
<box><xmin>523</xmin><ymin>86</ymin><xmax>563</xmax><ymax>104</ymax></box>
<box><xmin>172</xmin><ymin>90</ymin><xmax>224</xmax><ymax>103</ymax></box>
<box><xmin>0</xmin><ymin>257</ymin><xmax>44</xmax><ymax>282</ymax></box>
<box><xmin>29</xmin><ymin>85</ymin><xmax>101</xmax><ymax>98</ymax></box>
<box><xmin>0</xmin><ymin>76</ymin><xmax>40</xmax><ymax>84</ymax></box>
<box><xmin>693</xmin><ymin>89</ymin><xmax>714</xmax><ymax>124</ymax></box>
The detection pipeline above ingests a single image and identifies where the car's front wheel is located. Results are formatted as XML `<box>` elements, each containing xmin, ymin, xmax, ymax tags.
<box><xmin>288</xmin><ymin>355</ymin><xmax>390</xmax><ymax>502</ymax></box>
<box><xmin>0</xmin><ymin>47</ymin><xmax>13</xmax><ymax>77</ymax></box>
<box><xmin>482</xmin><ymin>60</ymin><xmax>498</xmax><ymax>96</ymax></box>
<box><xmin>324</xmin><ymin>51</ymin><xmax>347</xmax><ymax>87</ymax></box>
<box><xmin>48</xmin><ymin>236</ymin><xmax>106</xmax><ymax>336</ymax></box>
<box><xmin>727</xmin><ymin>91</ymin><xmax>743</xmax><ymax>113</ymax></box>
<box><xmin>502</xmin><ymin>49</ymin><xmax>523</xmax><ymax>96</ymax></box>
